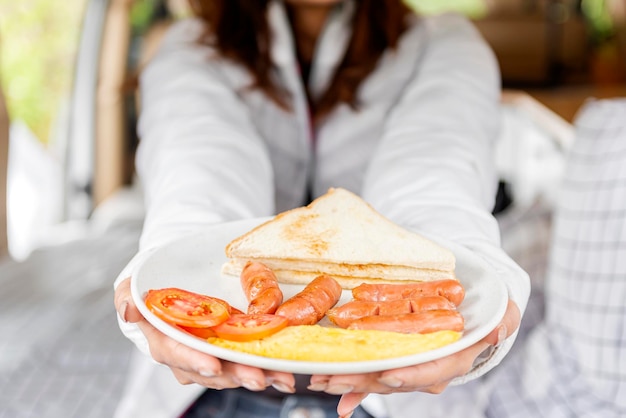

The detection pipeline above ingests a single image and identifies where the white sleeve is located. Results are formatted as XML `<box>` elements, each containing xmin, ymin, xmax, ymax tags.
<box><xmin>362</xmin><ymin>14</ymin><xmax>530</xmax><ymax>381</ymax></box>
<box><xmin>137</xmin><ymin>19</ymin><xmax>275</xmax><ymax>250</ymax></box>
<box><xmin>114</xmin><ymin>250</ymin><xmax>156</xmax><ymax>358</ymax></box>
<box><xmin>115</xmin><ymin>19</ymin><xmax>275</xmax><ymax>353</ymax></box>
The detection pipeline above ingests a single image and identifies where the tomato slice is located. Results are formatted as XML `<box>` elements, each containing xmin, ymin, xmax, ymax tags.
<box><xmin>229</xmin><ymin>305</ymin><xmax>245</xmax><ymax>315</ymax></box>
<box><xmin>211</xmin><ymin>314</ymin><xmax>288</xmax><ymax>342</ymax></box>
<box><xmin>179</xmin><ymin>325</ymin><xmax>218</xmax><ymax>339</ymax></box>
<box><xmin>145</xmin><ymin>288</ymin><xmax>230</xmax><ymax>328</ymax></box>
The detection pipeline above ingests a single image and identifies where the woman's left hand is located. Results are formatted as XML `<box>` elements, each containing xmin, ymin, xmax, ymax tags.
<box><xmin>309</xmin><ymin>299</ymin><xmax>520</xmax><ymax>418</ymax></box>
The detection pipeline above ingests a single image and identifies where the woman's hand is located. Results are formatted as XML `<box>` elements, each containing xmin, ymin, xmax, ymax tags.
<box><xmin>114</xmin><ymin>277</ymin><xmax>296</xmax><ymax>393</ymax></box>
<box><xmin>310</xmin><ymin>299</ymin><xmax>521</xmax><ymax>418</ymax></box>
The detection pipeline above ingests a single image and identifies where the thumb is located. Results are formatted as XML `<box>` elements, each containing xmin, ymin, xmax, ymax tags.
<box><xmin>482</xmin><ymin>299</ymin><xmax>520</xmax><ymax>347</ymax></box>
<box><xmin>114</xmin><ymin>277</ymin><xmax>145</xmax><ymax>323</ymax></box>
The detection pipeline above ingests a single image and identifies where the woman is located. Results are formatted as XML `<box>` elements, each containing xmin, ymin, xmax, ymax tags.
<box><xmin>113</xmin><ymin>1</ymin><xmax>528</xmax><ymax>417</ymax></box>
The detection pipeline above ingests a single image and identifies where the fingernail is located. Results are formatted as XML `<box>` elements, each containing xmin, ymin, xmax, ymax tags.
<box><xmin>496</xmin><ymin>324</ymin><xmax>508</xmax><ymax>346</ymax></box>
<box><xmin>119</xmin><ymin>301</ymin><xmax>129</xmax><ymax>323</ymax></box>
<box><xmin>378</xmin><ymin>376</ymin><xmax>404</xmax><ymax>388</ymax></box>
<box><xmin>307</xmin><ymin>382</ymin><xmax>328</xmax><ymax>392</ymax></box>
<box><xmin>325</xmin><ymin>384</ymin><xmax>353</xmax><ymax>395</ymax></box>
<box><xmin>241</xmin><ymin>379</ymin><xmax>265</xmax><ymax>391</ymax></box>
<box><xmin>271</xmin><ymin>381</ymin><xmax>296</xmax><ymax>393</ymax></box>
<box><xmin>198</xmin><ymin>369</ymin><xmax>219</xmax><ymax>378</ymax></box>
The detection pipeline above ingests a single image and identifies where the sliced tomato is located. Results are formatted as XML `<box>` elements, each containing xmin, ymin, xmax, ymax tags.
<box><xmin>211</xmin><ymin>314</ymin><xmax>288</xmax><ymax>342</ymax></box>
<box><xmin>229</xmin><ymin>305</ymin><xmax>245</xmax><ymax>315</ymax></box>
<box><xmin>179</xmin><ymin>325</ymin><xmax>218</xmax><ymax>339</ymax></box>
<box><xmin>145</xmin><ymin>288</ymin><xmax>230</xmax><ymax>328</ymax></box>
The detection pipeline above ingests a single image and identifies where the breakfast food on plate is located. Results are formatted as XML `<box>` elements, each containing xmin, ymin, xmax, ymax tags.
<box><xmin>351</xmin><ymin>279</ymin><xmax>465</xmax><ymax>306</ymax></box>
<box><xmin>211</xmin><ymin>313</ymin><xmax>289</xmax><ymax>342</ymax></box>
<box><xmin>240</xmin><ymin>261</ymin><xmax>283</xmax><ymax>314</ymax></box>
<box><xmin>144</xmin><ymin>188</ymin><xmax>468</xmax><ymax>363</ymax></box>
<box><xmin>144</xmin><ymin>287</ymin><xmax>231</xmax><ymax>328</ymax></box>
<box><xmin>207</xmin><ymin>325</ymin><xmax>462</xmax><ymax>362</ymax></box>
<box><xmin>275</xmin><ymin>274</ymin><xmax>343</xmax><ymax>326</ymax></box>
<box><xmin>222</xmin><ymin>187</ymin><xmax>457</xmax><ymax>289</ymax></box>
<box><xmin>347</xmin><ymin>310</ymin><xmax>465</xmax><ymax>334</ymax></box>
<box><xmin>326</xmin><ymin>296</ymin><xmax>456</xmax><ymax>328</ymax></box>
<box><xmin>144</xmin><ymin>264</ymin><xmax>466</xmax><ymax>361</ymax></box>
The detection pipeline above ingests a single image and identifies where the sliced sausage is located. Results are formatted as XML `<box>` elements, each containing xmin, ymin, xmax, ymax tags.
<box><xmin>240</xmin><ymin>261</ymin><xmax>283</xmax><ymax>315</ymax></box>
<box><xmin>351</xmin><ymin>279</ymin><xmax>465</xmax><ymax>306</ymax></box>
<box><xmin>347</xmin><ymin>310</ymin><xmax>464</xmax><ymax>334</ymax></box>
<box><xmin>275</xmin><ymin>275</ymin><xmax>342</xmax><ymax>326</ymax></box>
<box><xmin>327</xmin><ymin>296</ymin><xmax>456</xmax><ymax>328</ymax></box>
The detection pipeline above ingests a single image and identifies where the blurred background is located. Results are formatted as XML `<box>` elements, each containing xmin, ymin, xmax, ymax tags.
<box><xmin>0</xmin><ymin>0</ymin><xmax>624</xmax><ymax>417</ymax></box>
<box><xmin>2</xmin><ymin>0</ymin><xmax>625</xmax><ymax>258</ymax></box>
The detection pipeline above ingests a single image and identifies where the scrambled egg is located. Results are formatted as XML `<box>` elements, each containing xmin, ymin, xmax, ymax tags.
<box><xmin>207</xmin><ymin>325</ymin><xmax>461</xmax><ymax>362</ymax></box>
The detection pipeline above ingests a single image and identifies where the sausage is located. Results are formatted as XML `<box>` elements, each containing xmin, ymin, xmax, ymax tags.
<box><xmin>327</xmin><ymin>296</ymin><xmax>456</xmax><ymax>328</ymax></box>
<box><xmin>347</xmin><ymin>310</ymin><xmax>464</xmax><ymax>334</ymax></box>
<box><xmin>240</xmin><ymin>261</ymin><xmax>283</xmax><ymax>315</ymax></box>
<box><xmin>351</xmin><ymin>279</ymin><xmax>465</xmax><ymax>306</ymax></box>
<box><xmin>275</xmin><ymin>275</ymin><xmax>342</xmax><ymax>326</ymax></box>
<box><xmin>327</xmin><ymin>300</ymin><xmax>381</xmax><ymax>328</ymax></box>
<box><xmin>407</xmin><ymin>295</ymin><xmax>456</xmax><ymax>313</ymax></box>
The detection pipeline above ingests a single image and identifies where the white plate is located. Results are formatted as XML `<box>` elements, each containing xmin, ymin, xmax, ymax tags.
<box><xmin>131</xmin><ymin>218</ymin><xmax>508</xmax><ymax>375</ymax></box>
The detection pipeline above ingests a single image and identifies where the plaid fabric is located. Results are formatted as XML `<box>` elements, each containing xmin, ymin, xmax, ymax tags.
<box><xmin>497</xmin><ymin>198</ymin><xmax>552</xmax><ymax>346</ymax></box>
<box><xmin>486</xmin><ymin>98</ymin><xmax>626</xmax><ymax>417</ymax></box>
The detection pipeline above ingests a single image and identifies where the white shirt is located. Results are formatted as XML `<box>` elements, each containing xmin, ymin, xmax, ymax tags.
<box><xmin>113</xmin><ymin>2</ymin><xmax>530</xmax><ymax>417</ymax></box>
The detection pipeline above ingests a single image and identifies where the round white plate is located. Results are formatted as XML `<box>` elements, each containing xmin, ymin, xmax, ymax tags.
<box><xmin>131</xmin><ymin>217</ymin><xmax>508</xmax><ymax>375</ymax></box>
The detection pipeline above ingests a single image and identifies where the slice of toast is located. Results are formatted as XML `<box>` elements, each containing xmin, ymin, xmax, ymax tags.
<box><xmin>222</xmin><ymin>188</ymin><xmax>456</xmax><ymax>286</ymax></box>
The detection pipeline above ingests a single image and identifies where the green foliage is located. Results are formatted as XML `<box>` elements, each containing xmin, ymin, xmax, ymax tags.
<box><xmin>0</xmin><ymin>0</ymin><xmax>87</xmax><ymax>144</ymax></box>
<box><xmin>581</xmin><ymin>0</ymin><xmax>616</xmax><ymax>42</ymax></box>
<box><xmin>130</xmin><ymin>0</ymin><xmax>160</xmax><ymax>34</ymax></box>
<box><xmin>405</xmin><ymin>0</ymin><xmax>489</xmax><ymax>19</ymax></box>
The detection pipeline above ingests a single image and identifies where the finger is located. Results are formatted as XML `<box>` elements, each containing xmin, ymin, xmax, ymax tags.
<box><xmin>265</xmin><ymin>370</ymin><xmax>296</xmax><ymax>393</ymax></box>
<box><xmin>137</xmin><ymin>319</ymin><xmax>223</xmax><ymax>377</ymax></box>
<box><xmin>308</xmin><ymin>374</ymin><xmax>331</xmax><ymax>392</ymax></box>
<box><xmin>170</xmin><ymin>368</ymin><xmax>241</xmax><ymax>389</ymax></box>
<box><xmin>481</xmin><ymin>300</ymin><xmax>520</xmax><ymax>346</ymax></box>
<box><xmin>311</xmin><ymin>373</ymin><xmax>381</xmax><ymax>399</ymax></box>
<box><xmin>377</xmin><ymin>349</ymin><xmax>480</xmax><ymax>393</ymax></box>
<box><xmin>423</xmin><ymin>381</ymin><xmax>450</xmax><ymax>395</ymax></box>
<box><xmin>338</xmin><ymin>392</ymin><xmax>368</xmax><ymax>417</ymax></box>
<box><xmin>199</xmin><ymin>364</ymin><xmax>294</xmax><ymax>392</ymax></box>
<box><xmin>221</xmin><ymin>361</ymin><xmax>273</xmax><ymax>392</ymax></box>
<box><xmin>114</xmin><ymin>277</ymin><xmax>144</xmax><ymax>323</ymax></box>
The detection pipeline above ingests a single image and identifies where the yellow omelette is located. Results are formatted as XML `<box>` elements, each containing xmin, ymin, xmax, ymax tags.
<box><xmin>207</xmin><ymin>325</ymin><xmax>461</xmax><ymax>362</ymax></box>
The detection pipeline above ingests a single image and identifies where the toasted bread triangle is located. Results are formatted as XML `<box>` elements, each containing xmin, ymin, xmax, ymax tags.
<box><xmin>225</xmin><ymin>188</ymin><xmax>455</xmax><ymax>275</ymax></box>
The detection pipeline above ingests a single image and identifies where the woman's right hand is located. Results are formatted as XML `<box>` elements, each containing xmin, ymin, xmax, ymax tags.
<box><xmin>114</xmin><ymin>277</ymin><xmax>297</xmax><ymax>393</ymax></box>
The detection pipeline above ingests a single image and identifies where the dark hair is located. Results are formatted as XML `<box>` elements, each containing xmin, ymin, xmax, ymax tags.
<box><xmin>190</xmin><ymin>0</ymin><xmax>412</xmax><ymax>121</ymax></box>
